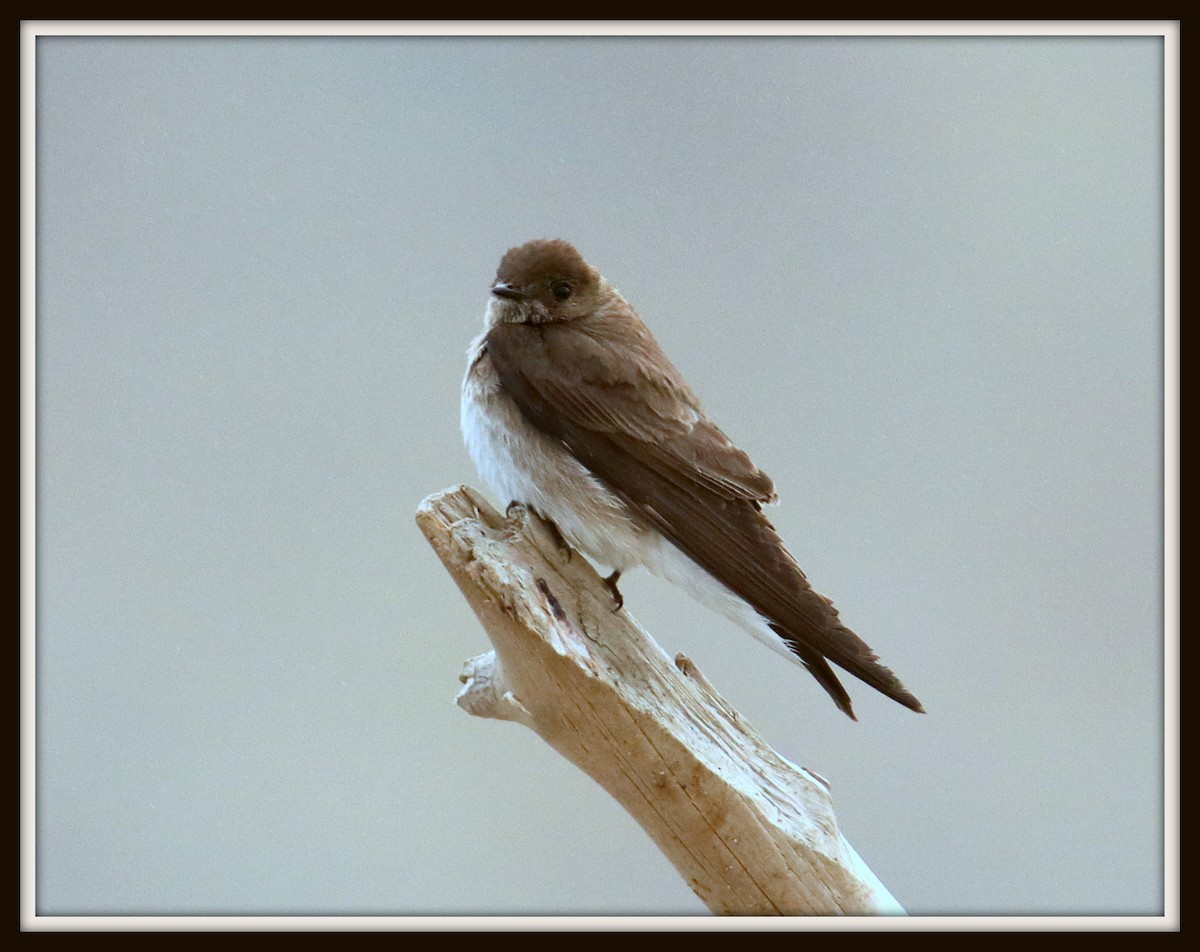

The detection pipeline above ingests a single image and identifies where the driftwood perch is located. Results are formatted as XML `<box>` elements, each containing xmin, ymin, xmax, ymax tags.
<box><xmin>416</xmin><ymin>485</ymin><xmax>904</xmax><ymax>916</ymax></box>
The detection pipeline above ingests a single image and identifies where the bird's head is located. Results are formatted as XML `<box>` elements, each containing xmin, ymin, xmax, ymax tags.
<box><xmin>487</xmin><ymin>239</ymin><xmax>605</xmax><ymax>326</ymax></box>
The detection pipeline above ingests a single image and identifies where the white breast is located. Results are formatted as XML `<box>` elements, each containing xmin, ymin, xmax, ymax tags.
<box><xmin>460</xmin><ymin>332</ymin><xmax>646</xmax><ymax>571</ymax></box>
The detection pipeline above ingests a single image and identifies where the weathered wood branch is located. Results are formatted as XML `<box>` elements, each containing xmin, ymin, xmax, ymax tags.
<box><xmin>416</xmin><ymin>485</ymin><xmax>904</xmax><ymax>916</ymax></box>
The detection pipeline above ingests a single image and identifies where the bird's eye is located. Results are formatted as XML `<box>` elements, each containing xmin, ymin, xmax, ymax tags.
<box><xmin>551</xmin><ymin>282</ymin><xmax>572</xmax><ymax>300</ymax></box>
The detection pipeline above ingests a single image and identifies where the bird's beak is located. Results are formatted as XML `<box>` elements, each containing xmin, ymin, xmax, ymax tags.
<box><xmin>491</xmin><ymin>282</ymin><xmax>528</xmax><ymax>300</ymax></box>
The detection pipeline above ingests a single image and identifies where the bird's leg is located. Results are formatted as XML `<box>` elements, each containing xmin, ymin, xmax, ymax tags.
<box><xmin>603</xmin><ymin>570</ymin><xmax>624</xmax><ymax>613</ymax></box>
<box><xmin>523</xmin><ymin>504</ymin><xmax>573</xmax><ymax>562</ymax></box>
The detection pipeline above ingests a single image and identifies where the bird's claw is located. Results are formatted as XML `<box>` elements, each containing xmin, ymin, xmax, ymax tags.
<box><xmin>526</xmin><ymin>505</ymin><xmax>573</xmax><ymax>561</ymax></box>
<box><xmin>603</xmin><ymin>570</ymin><xmax>624</xmax><ymax>613</ymax></box>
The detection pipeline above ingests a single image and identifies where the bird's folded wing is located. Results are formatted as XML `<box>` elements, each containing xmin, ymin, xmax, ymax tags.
<box><xmin>486</xmin><ymin>319</ymin><xmax>923</xmax><ymax>714</ymax></box>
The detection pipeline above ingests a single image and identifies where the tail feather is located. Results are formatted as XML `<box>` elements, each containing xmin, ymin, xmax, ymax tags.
<box><xmin>770</xmin><ymin>621</ymin><xmax>925</xmax><ymax>719</ymax></box>
<box><xmin>770</xmin><ymin>623</ymin><xmax>857</xmax><ymax>719</ymax></box>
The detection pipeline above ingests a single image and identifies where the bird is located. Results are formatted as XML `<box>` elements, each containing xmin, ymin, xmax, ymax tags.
<box><xmin>460</xmin><ymin>238</ymin><xmax>923</xmax><ymax>719</ymax></box>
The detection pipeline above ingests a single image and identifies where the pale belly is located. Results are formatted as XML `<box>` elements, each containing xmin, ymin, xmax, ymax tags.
<box><xmin>460</xmin><ymin>333</ymin><xmax>647</xmax><ymax>571</ymax></box>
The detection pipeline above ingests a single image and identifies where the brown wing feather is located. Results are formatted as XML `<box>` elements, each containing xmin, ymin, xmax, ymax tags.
<box><xmin>521</xmin><ymin>314</ymin><xmax>778</xmax><ymax>503</ymax></box>
<box><xmin>487</xmin><ymin>318</ymin><xmax>924</xmax><ymax>716</ymax></box>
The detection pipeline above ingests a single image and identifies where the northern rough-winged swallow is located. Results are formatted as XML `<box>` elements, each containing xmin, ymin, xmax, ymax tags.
<box><xmin>461</xmin><ymin>238</ymin><xmax>924</xmax><ymax>719</ymax></box>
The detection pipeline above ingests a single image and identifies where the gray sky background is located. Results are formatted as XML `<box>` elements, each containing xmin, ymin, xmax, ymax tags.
<box><xmin>32</xmin><ymin>32</ymin><xmax>1168</xmax><ymax>919</ymax></box>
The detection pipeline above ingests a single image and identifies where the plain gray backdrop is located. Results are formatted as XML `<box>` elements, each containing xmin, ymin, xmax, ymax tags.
<box><xmin>34</xmin><ymin>33</ymin><xmax>1165</xmax><ymax>918</ymax></box>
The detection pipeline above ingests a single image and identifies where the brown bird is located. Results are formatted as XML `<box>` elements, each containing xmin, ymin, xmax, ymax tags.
<box><xmin>461</xmin><ymin>238</ymin><xmax>923</xmax><ymax>719</ymax></box>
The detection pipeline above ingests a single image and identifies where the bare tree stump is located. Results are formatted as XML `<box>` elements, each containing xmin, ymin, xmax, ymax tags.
<box><xmin>416</xmin><ymin>484</ymin><xmax>905</xmax><ymax>916</ymax></box>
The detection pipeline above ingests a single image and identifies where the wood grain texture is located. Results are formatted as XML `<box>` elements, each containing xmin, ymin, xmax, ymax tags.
<box><xmin>416</xmin><ymin>485</ymin><xmax>905</xmax><ymax>916</ymax></box>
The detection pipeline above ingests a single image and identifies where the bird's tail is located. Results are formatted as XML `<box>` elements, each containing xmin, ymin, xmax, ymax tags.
<box><xmin>770</xmin><ymin>620</ymin><xmax>925</xmax><ymax>719</ymax></box>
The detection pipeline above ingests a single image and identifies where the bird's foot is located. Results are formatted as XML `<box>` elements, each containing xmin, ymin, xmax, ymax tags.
<box><xmin>603</xmin><ymin>570</ymin><xmax>624</xmax><ymax>613</ymax></box>
<box><xmin>526</xmin><ymin>505</ymin><xmax>573</xmax><ymax>562</ymax></box>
